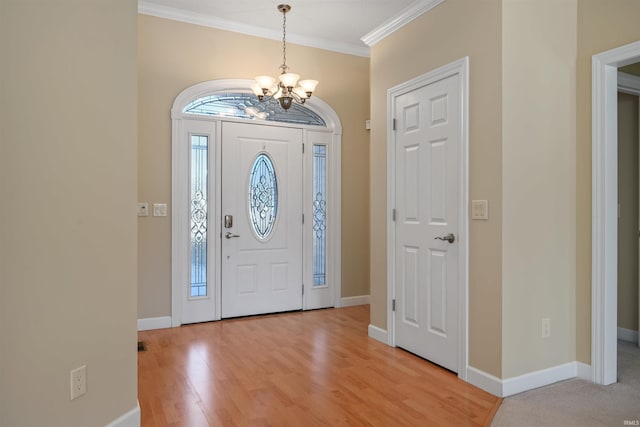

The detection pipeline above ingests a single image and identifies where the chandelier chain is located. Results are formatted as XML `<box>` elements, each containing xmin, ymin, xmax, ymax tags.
<box><xmin>281</xmin><ymin>9</ymin><xmax>287</xmax><ymax>72</ymax></box>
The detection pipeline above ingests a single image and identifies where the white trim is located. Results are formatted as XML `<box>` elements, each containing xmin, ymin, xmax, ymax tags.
<box><xmin>592</xmin><ymin>39</ymin><xmax>640</xmax><ymax>386</ymax></box>
<box><xmin>618</xmin><ymin>326</ymin><xmax>639</xmax><ymax>344</ymax></box>
<box><xmin>618</xmin><ymin>71</ymin><xmax>640</xmax><ymax>96</ymax></box>
<box><xmin>468</xmin><ymin>363</ymin><xmax>588</xmax><ymax>398</ymax></box>
<box><xmin>367</xmin><ymin>324</ymin><xmax>389</xmax><ymax>344</ymax></box>
<box><xmin>137</xmin><ymin>316</ymin><xmax>172</xmax><ymax>331</ymax></box>
<box><xmin>361</xmin><ymin>0</ymin><xmax>446</xmax><ymax>47</ymax></box>
<box><xmin>386</xmin><ymin>57</ymin><xmax>470</xmax><ymax>379</ymax></box>
<box><xmin>104</xmin><ymin>403</ymin><xmax>140</xmax><ymax>427</ymax></box>
<box><xmin>171</xmin><ymin>79</ymin><xmax>342</xmax><ymax>326</ymax></box>
<box><xmin>340</xmin><ymin>295</ymin><xmax>371</xmax><ymax>307</ymax></box>
<box><xmin>502</xmin><ymin>362</ymin><xmax>578</xmax><ymax>397</ymax></box>
<box><xmin>138</xmin><ymin>1</ymin><xmax>369</xmax><ymax>58</ymax></box>
<box><xmin>577</xmin><ymin>362</ymin><xmax>592</xmax><ymax>380</ymax></box>
<box><xmin>466</xmin><ymin>366</ymin><xmax>503</xmax><ymax>397</ymax></box>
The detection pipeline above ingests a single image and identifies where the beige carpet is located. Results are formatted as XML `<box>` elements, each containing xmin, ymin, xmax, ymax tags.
<box><xmin>492</xmin><ymin>340</ymin><xmax>640</xmax><ymax>426</ymax></box>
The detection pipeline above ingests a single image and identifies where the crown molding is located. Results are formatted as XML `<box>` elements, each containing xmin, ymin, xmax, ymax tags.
<box><xmin>361</xmin><ymin>0</ymin><xmax>446</xmax><ymax>47</ymax></box>
<box><xmin>138</xmin><ymin>1</ymin><xmax>370</xmax><ymax>57</ymax></box>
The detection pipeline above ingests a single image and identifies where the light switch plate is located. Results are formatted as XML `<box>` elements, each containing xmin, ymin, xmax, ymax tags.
<box><xmin>137</xmin><ymin>203</ymin><xmax>149</xmax><ymax>217</ymax></box>
<box><xmin>471</xmin><ymin>200</ymin><xmax>488</xmax><ymax>220</ymax></box>
<box><xmin>153</xmin><ymin>203</ymin><xmax>167</xmax><ymax>217</ymax></box>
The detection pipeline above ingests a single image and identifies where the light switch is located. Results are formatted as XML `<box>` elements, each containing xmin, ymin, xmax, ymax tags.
<box><xmin>153</xmin><ymin>203</ymin><xmax>167</xmax><ymax>217</ymax></box>
<box><xmin>471</xmin><ymin>200</ymin><xmax>488</xmax><ymax>220</ymax></box>
<box><xmin>137</xmin><ymin>203</ymin><xmax>149</xmax><ymax>217</ymax></box>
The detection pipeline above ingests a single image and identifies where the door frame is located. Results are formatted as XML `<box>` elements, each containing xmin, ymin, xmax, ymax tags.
<box><xmin>620</xmin><ymin>72</ymin><xmax>640</xmax><ymax>349</ymax></box>
<box><xmin>170</xmin><ymin>79</ymin><xmax>342</xmax><ymax>326</ymax></box>
<box><xmin>592</xmin><ymin>40</ymin><xmax>640</xmax><ymax>385</ymax></box>
<box><xmin>386</xmin><ymin>57</ymin><xmax>469</xmax><ymax>379</ymax></box>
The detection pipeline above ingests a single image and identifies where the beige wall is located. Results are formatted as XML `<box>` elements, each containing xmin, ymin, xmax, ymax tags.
<box><xmin>617</xmin><ymin>92</ymin><xmax>639</xmax><ymax>332</ymax></box>
<box><xmin>501</xmin><ymin>0</ymin><xmax>577</xmax><ymax>378</ymax></box>
<box><xmin>137</xmin><ymin>15</ymin><xmax>370</xmax><ymax>319</ymax></box>
<box><xmin>576</xmin><ymin>0</ymin><xmax>640</xmax><ymax>363</ymax></box>
<box><xmin>0</xmin><ymin>0</ymin><xmax>138</xmax><ymax>426</ymax></box>
<box><xmin>370</xmin><ymin>0</ymin><xmax>503</xmax><ymax>377</ymax></box>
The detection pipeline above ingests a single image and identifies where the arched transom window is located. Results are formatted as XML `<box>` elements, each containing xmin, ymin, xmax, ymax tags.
<box><xmin>183</xmin><ymin>92</ymin><xmax>326</xmax><ymax>127</ymax></box>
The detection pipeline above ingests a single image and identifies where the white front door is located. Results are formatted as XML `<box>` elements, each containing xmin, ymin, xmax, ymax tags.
<box><xmin>221</xmin><ymin>122</ymin><xmax>303</xmax><ymax>318</ymax></box>
<box><xmin>394</xmin><ymin>73</ymin><xmax>461</xmax><ymax>372</ymax></box>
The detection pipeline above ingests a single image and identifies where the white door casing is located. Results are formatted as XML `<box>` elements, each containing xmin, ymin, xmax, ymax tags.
<box><xmin>592</xmin><ymin>42</ymin><xmax>640</xmax><ymax>385</ymax></box>
<box><xmin>619</xmin><ymin>72</ymin><xmax>640</xmax><ymax>349</ymax></box>
<box><xmin>387</xmin><ymin>58</ymin><xmax>469</xmax><ymax>378</ymax></box>
<box><xmin>221</xmin><ymin>122</ymin><xmax>303</xmax><ymax>318</ymax></box>
<box><xmin>170</xmin><ymin>79</ymin><xmax>342</xmax><ymax>326</ymax></box>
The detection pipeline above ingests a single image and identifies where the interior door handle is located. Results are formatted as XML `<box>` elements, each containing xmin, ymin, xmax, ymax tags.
<box><xmin>434</xmin><ymin>233</ymin><xmax>455</xmax><ymax>244</ymax></box>
<box><xmin>225</xmin><ymin>232</ymin><xmax>241</xmax><ymax>239</ymax></box>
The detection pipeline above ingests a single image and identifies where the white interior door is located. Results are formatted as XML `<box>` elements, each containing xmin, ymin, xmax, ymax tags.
<box><xmin>221</xmin><ymin>122</ymin><xmax>303</xmax><ymax>318</ymax></box>
<box><xmin>394</xmin><ymin>73</ymin><xmax>460</xmax><ymax>372</ymax></box>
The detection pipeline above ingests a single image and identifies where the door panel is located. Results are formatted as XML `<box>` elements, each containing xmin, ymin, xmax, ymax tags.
<box><xmin>221</xmin><ymin>122</ymin><xmax>303</xmax><ymax>318</ymax></box>
<box><xmin>395</xmin><ymin>73</ymin><xmax>460</xmax><ymax>372</ymax></box>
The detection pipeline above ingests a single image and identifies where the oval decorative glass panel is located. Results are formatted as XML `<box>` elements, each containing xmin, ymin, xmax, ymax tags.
<box><xmin>249</xmin><ymin>153</ymin><xmax>278</xmax><ymax>239</ymax></box>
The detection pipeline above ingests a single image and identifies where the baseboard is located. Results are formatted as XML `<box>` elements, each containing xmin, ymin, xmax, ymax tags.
<box><xmin>341</xmin><ymin>295</ymin><xmax>371</xmax><ymax>307</ymax></box>
<box><xmin>618</xmin><ymin>326</ymin><xmax>639</xmax><ymax>344</ymax></box>
<box><xmin>502</xmin><ymin>362</ymin><xmax>577</xmax><ymax>397</ymax></box>
<box><xmin>368</xmin><ymin>324</ymin><xmax>389</xmax><ymax>344</ymax></box>
<box><xmin>104</xmin><ymin>402</ymin><xmax>140</xmax><ymax>427</ymax></box>
<box><xmin>576</xmin><ymin>362</ymin><xmax>592</xmax><ymax>380</ymax></box>
<box><xmin>466</xmin><ymin>366</ymin><xmax>503</xmax><ymax>397</ymax></box>
<box><xmin>137</xmin><ymin>316</ymin><xmax>172</xmax><ymax>331</ymax></box>
<box><xmin>467</xmin><ymin>362</ymin><xmax>584</xmax><ymax>397</ymax></box>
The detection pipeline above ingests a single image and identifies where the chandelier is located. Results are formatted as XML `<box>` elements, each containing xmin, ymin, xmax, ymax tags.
<box><xmin>252</xmin><ymin>4</ymin><xmax>318</xmax><ymax>111</ymax></box>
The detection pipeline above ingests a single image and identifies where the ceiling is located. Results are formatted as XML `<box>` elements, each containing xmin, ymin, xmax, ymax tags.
<box><xmin>138</xmin><ymin>0</ymin><xmax>419</xmax><ymax>57</ymax></box>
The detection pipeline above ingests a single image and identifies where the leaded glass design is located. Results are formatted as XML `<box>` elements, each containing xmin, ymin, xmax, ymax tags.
<box><xmin>183</xmin><ymin>92</ymin><xmax>326</xmax><ymax>127</ymax></box>
<box><xmin>249</xmin><ymin>153</ymin><xmax>278</xmax><ymax>240</ymax></box>
<box><xmin>313</xmin><ymin>145</ymin><xmax>327</xmax><ymax>286</ymax></box>
<box><xmin>190</xmin><ymin>135</ymin><xmax>208</xmax><ymax>297</ymax></box>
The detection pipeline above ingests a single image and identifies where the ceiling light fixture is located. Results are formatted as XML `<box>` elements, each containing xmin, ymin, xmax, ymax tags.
<box><xmin>252</xmin><ymin>4</ymin><xmax>318</xmax><ymax>111</ymax></box>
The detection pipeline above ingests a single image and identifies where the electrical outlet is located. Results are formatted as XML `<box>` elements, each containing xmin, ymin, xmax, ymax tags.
<box><xmin>70</xmin><ymin>365</ymin><xmax>87</xmax><ymax>400</ymax></box>
<box><xmin>541</xmin><ymin>318</ymin><xmax>551</xmax><ymax>338</ymax></box>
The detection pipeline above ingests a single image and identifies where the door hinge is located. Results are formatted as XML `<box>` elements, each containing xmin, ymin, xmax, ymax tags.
<box><xmin>302</xmin><ymin>143</ymin><xmax>305</xmax><ymax>154</ymax></box>
<box><xmin>392</xmin><ymin>118</ymin><xmax>396</xmax><ymax>131</ymax></box>
<box><xmin>392</xmin><ymin>299</ymin><xmax>396</xmax><ymax>311</ymax></box>
<box><xmin>302</xmin><ymin>213</ymin><xmax>305</xmax><ymax>224</ymax></box>
<box><xmin>302</xmin><ymin>284</ymin><xmax>305</xmax><ymax>295</ymax></box>
<box><xmin>392</xmin><ymin>208</ymin><xmax>396</xmax><ymax>222</ymax></box>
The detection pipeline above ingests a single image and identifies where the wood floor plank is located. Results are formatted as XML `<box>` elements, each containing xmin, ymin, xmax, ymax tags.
<box><xmin>138</xmin><ymin>305</ymin><xmax>501</xmax><ymax>426</ymax></box>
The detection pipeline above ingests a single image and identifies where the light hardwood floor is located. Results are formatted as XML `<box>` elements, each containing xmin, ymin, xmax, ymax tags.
<box><xmin>138</xmin><ymin>305</ymin><xmax>501</xmax><ymax>426</ymax></box>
